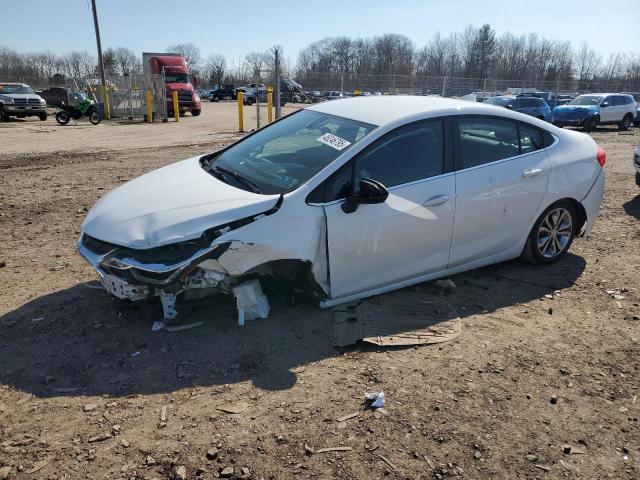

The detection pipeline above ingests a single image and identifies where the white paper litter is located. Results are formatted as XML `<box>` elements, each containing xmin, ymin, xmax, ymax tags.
<box><xmin>233</xmin><ymin>279</ymin><xmax>270</xmax><ymax>326</ymax></box>
<box><xmin>365</xmin><ymin>391</ymin><xmax>385</xmax><ymax>409</ymax></box>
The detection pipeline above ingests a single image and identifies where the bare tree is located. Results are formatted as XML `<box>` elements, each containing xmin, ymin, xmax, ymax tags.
<box><xmin>112</xmin><ymin>47</ymin><xmax>138</xmax><ymax>75</ymax></box>
<box><xmin>166</xmin><ymin>43</ymin><xmax>201</xmax><ymax>69</ymax></box>
<box><xmin>203</xmin><ymin>54</ymin><xmax>226</xmax><ymax>85</ymax></box>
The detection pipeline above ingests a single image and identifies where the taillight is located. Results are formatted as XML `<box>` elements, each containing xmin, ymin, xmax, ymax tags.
<box><xmin>596</xmin><ymin>146</ymin><xmax>606</xmax><ymax>167</ymax></box>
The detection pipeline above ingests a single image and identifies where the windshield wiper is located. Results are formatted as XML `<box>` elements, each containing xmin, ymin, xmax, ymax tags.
<box><xmin>213</xmin><ymin>165</ymin><xmax>262</xmax><ymax>194</ymax></box>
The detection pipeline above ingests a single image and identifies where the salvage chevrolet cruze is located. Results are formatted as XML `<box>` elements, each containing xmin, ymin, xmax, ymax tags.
<box><xmin>78</xmin><ymin>96</ymin><xmax>605</xmax><ymax>321</ymax></box>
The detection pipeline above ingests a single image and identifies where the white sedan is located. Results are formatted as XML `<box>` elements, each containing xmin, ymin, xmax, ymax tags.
<box><xmin>78</xmin><ymin>96</ymin><xmax>605</xmax><ymax>321</ymax></box>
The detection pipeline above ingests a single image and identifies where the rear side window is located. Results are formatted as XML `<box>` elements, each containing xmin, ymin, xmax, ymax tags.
<box><xmin>457</xmin><ymin>117</ymin><xmax>519</xmax><ymax>168</ymax></box>
<box><xmin>519</xmin><ymin>123</ymin><xmax>543</xmax><ymax>153</ymax></box>
<box><xmin>354</xmin><ymin>120</ymin><xmax>444</xmax><ymax>190</ymax></box>
<box><xmin>521</xmin><ymin>98</ymin><xmax>539</xmax><ymax>108</ymax></box>
<box><xmin>542</xmin><ymin>130</ymin><xmax>555</xmax><ymax>148</ymax></box>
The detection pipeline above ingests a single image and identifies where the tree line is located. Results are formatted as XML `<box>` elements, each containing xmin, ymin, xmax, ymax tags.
<box><xmin>2</xmin><ymin>24</ymin><xmax>639</xmax><ymax>90</ymax></box>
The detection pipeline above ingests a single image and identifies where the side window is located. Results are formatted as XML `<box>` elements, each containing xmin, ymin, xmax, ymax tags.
<box><xmin>354</xmin><ymin>120</ymin><xmax>444</xmax><ymax>190</ymax></box>
<box><xmin>457</xmin><ymin>117</ymin><xmax>519</xmax><ymax>169</ymax></box>
<box><xmin>519</xmin><ymin>123</ymin><xmax>543</xmax><ymax>154</ymax></box>
<box><xmin>603</xmin><ymin>96</ymin><xmax>613</xmax><ymax>106</ymax></box>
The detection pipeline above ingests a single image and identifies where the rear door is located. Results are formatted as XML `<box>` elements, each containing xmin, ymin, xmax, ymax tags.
<box><xmin>600</xmin><ymin>95</ymin><xmax>616</xmax><ymax>122</ymax></box>
<box><xmin>449</xmin><ymin>116</ymin><xmax>551</xmax><ymax>267</ymax></box>
<box><xmin>322</xmin><ymin>119</ymin><xmax>456</xmax><ymax>299</ymax></box>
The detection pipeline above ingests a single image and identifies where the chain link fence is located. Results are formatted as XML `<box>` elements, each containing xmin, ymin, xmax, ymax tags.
<box><xmin>294</xmin><ymin>72</ymin><xmax>640</xmax><ymax>97</ymax></box>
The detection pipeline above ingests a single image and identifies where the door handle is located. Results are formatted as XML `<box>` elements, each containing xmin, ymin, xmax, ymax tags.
<box><xmin>522</xmin><ymin>168</ymin><xmax>543</xmax><ymax>178</ymax></box>
<box><xmin>423</xmin><ymin>195</ymin><xmax>450</xmax><ymax>207</ymax></box>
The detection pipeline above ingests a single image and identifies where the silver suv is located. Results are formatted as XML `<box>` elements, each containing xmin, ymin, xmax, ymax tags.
<box><xmin>0</xmin><ymin>83</ymin><xmax>47</xmax><ymax>121</ymax></box>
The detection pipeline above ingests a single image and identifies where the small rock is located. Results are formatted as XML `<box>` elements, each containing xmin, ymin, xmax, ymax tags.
<box><xmin>276</xmin><ymin>434</ymin><xmax>285</xmax><ymax>443</ymax></box>
<box><xmin>120</xmin><ymin>438</ymin><xmax>130</xmax><ymax>448</ymax></box>
<box><xmin>526</xmin><ymin>454</ymin><xmax>537</xmax><ymax>462</ymax></box>
<box><xmin>173</xmin><ymin>465</ymin><xmax>187</xmax><ymax>480</ymax></box>
<box><xmin>145</xmin><ymin>455</ymin><xmax>156</xmax><ymax>465</ymax></box>
<box><xmin>550</xmin><ymin>395</ymin><xmax>558</xmax><ymax>405</ymax></box>
<box><xmin>435</xmin><ymin>279</ymin><xmax>456</xmax><ymax>290</ymax></box>
<box><xmin>304</xmin><ymin>443</ymin><xmax>314</xmax><ymax>455</ymax></box>
<box><xmin>561</xmin><ymin>445</ymin><xmax>572</xmax><ymax>454</ymax></box>
<box><xmin>220</xmin><ymin>466</ymin><xmax>234</xmax><ymax>477</ymax></box>
<box><xmin>0</xmin><ymin>466</ymin><xmax>12</xmax><ymax>480</ymax></box>
<box><xmin>0</xmin><ymin>261</ymin><xmax>6</xmax><ymax>268</ymax></box>
<box><xmin>206</xmin><ymin>448</ymin><xmax>219</xmax><ymax>460</ymax></box>
<box><xmin>83</xmin><ymin>403</ymin><xmax>98</xmax><ymax>412</ymax></box>
<box><xmin>474</xmin><ymin>451</ymin><xmax>482</xmax><ymax>459</ymax></box>
<box><xmin>241</xmin><ymin>467</ymin><xmax>250</xmax><ymax>475</ymax></box>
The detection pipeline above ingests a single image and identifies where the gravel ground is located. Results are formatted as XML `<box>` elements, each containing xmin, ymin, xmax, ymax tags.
<box><xmin>0</xmin><ymin>103</ymin><xmax>639</xmax><ymax>479</ymax></box>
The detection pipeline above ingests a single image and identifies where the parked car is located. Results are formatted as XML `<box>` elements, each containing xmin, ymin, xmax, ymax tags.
<box><xmin>483</xmin><ymin>96</ymin><xmax>552</xmax><ymax>122</ymax></box>
<box><xmin>0</xmin><ymin>83</ymin><xmax>47</xmax><ymax>121</ymax></box>
<box><xmin>553</xmin><ymin>93</ymin><xmax>636</xmax><ymax>131</ymax></box>
<box><xmin>242</xmin><ymin>88</ymin><xmax>286</xmax><ymax>107</ymax></box>
<box><xmin>635</xmin><ymin>141</ymin><xmax>640</xmax><ymax>187</ymax></box>
<box><xmin>77</xmin><ymin>96</ymin><xmax>604</xmax><ymax>321</ymax></box>
<box><xmin>210</xmin><ymin>84</ymin><xmax>237</xmax><ymax>102</ymax></box>
<box><xmin>622</xmin><ymin>92</ymin><xmax>640</xmax><ymax>126</ymax></box>
<box><xmin>322</xmin><ymin>91</ymin><xmax>344</xmax><ymax>100</ymax></box>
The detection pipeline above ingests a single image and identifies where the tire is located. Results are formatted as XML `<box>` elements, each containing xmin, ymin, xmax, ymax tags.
<box><xmin>38</xmin><ymin>112</ymin><xmax>48</xmax><ymax>121</ymax></box>
<box><xmin>191</xmin><ymin>109</ymin><xmax>201</xmax><ymax>116</ymax></box>
<box><xmin>0</xmin><ymin>106</ymin><xmax>9</xmax><ymax>122</ymax></box>
<box><xmin>583</xmin><ymin>116</ymin><xmax>597</xmax><ymax>132</ymax></box>
<box><xmin>521</xmin><ymin>201</ymin><xmax>577</xmax><ymax>265</ymax></box>
<box><xmin>89</xmin><ymin>110</ymin><xmax>101</xmax><ymax>125</ymax></box>
<box><xmin>618</xmin><ymin>114</ymin><xmax>632</xmax><ymax>131</ymax></box>
<box><xmin>55</xmin><ymin>111</ymin><xmax>70</xmax><ymax>125</ymax></box>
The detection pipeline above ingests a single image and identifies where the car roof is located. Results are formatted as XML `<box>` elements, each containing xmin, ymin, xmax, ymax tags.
<box><xmin>306</xmin><ymin>95</ymin><xmax>528</xmax><ymax>126</ymax></box>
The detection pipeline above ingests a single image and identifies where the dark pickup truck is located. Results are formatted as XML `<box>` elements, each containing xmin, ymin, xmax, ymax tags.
<box><xmin>209</xmin><ymin>84</ymin><xmax>236</xmax><ymax>102</ymax></box>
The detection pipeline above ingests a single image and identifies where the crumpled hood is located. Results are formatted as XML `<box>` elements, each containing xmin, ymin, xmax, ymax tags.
<box><xmin>554</xmin><ymin>105</ymin><xmax>598</xmax><ymax>114</ymax></box>
<box><xmin>82</xmin><ymin>157</ymin><xmax>280</xmax><ymax>249</ymax></box>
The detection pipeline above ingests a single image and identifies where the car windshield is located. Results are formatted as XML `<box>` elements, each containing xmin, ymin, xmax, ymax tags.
<box><xmin>484</xmin><ymin>97</ymin><xmax>512</xmax><ymax>107</ymax></box>
<box><xmin>569</xmin><ymin>96</ymin><xmax>603</xmax><ymax>106</ymax></box>
<box><xmin>207</xmin><ymin>110</ymin><xmax>375</xmax><ymax>194</ymax></box>
<box><xmin>164</xmin><ymin>73</ymin><xmax>190</xmax><ymax>83</ymax></box>
<box><xmin>0</xmin><ymin>84</ymin><xmax>35</xmax><ymax>94</ymax></box>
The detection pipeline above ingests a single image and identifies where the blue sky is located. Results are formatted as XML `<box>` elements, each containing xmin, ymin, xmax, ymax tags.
<box><xmin>3</xmin><ymin>0</ymin><xmax>639</xmax><ymax>64</ymax></box>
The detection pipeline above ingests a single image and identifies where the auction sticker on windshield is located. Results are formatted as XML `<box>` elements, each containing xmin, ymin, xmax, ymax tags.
<box><xmin>317</xmin><ymin>133</ymin><xmax>351</xmax><ymax>151</ymax></box>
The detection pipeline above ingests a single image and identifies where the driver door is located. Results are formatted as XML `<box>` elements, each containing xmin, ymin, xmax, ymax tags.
<box><xmin>322</xmin><ymin>119</ymin><xmax>456</xmax><ymax>300</ymax></box>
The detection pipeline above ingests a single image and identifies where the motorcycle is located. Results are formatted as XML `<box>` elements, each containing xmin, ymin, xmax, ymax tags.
<box><xmin>55</xmin><ymin>92</ymin><xmax>101</xmax><ymax>125</ymax></box>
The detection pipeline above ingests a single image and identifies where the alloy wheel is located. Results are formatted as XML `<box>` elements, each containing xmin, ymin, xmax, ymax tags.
<box><xmin>537</xmin><ymin>208</ymin><xmax>573</xmax><ymax>258</ymax></box>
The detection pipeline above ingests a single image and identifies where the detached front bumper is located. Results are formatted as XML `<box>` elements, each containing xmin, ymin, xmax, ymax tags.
<box><xmin>4</xmin><ymin>105</ymin><xmax>46</xmax><ymax>113</ymax></box>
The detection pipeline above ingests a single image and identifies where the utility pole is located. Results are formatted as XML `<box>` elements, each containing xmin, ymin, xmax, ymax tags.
<box><xmin>274</xmin><ymin>47</ymin><xmax>281</xmax><ymax>119</ymax></box>
<box><xmin>91</xmin><ymin>0</ymin><xmax>109</xmax><ymax>119</ymax></box>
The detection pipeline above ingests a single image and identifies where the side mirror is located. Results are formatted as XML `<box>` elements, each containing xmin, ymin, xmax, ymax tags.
<box><xmin>601</xmin><ymin>102</ymin><xmax>609</xmax><ymax>108</ymax></box>
<box><xmin>341</xmin><ymin>178</ymin><xmax>389</xmax><ymax>214</ymax></box>
<box><xmin>506</xmin><ymin>104</ymin><xmax>513</xmax><ymax>110</ymax></box>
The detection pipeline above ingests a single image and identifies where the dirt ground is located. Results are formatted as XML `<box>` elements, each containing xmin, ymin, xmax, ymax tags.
<box><xmin>0</xmin><ymin>102</ymin><xmax>639</xmax><ymax>480</ymax></box>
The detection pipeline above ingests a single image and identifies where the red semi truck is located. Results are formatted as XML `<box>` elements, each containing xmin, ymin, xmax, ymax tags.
<box><xmin>142</xmin><ymin>52</ymin><xmax>202</xmax><ymax>116</ymax></box>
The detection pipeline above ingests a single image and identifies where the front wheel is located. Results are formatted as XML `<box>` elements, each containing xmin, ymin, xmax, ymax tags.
<box><xmin>89</xmin><ymin>110</ymin><xmax>101</xmax><ymax>125</ymax></box>
<box><xmin>583</xmin><ymin>116</ymin><xmax>598</xmax><ymax>132</ymax></box>
<box><xmin>55</xmin><ymin>111</ymin><xmax>70</xmax><ymax>125</ymax></box>
<box><xmin>619</xmin><ymin>114</ymin><xmax>632</xmax><ymax>131</ymax></box>
<box><xmin>521</xmin><ymin>201</ymin><xmax>577</xmax><ymax>265</ymax></box>
<box><xmin>38</xmin><ymin>112</ymin><xmax>48</xmax><ymax>121</ymax></box>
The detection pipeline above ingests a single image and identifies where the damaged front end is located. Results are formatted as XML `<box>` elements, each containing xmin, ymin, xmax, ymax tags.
<box><xmin>78</xmin><ymin>205</ymin><xmax>278</xmax><ymax>322</ymax></box>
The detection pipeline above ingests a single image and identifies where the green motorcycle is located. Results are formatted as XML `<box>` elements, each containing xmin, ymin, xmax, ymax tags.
<box><xmin>55</xmin><ymin>92</ymin><xmax>101</xmax><ymax>125</ymax></box>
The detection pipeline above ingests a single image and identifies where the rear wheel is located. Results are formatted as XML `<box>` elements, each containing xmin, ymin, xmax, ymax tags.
<box><xmin>89</xmin><ymin>110</ymin><xmax>101</xmax><ymax>125</ymax></box>
<box><xmin>521</xmin><ymin>201</ymin><xmax>577</xmax><ymax>265</ymax></box>
<box><xmin>619</xmin><ymin>114</ymin><xmax>632</xmax><ymax>131</ymax></box>
<box><xmin>583</xmin><ymin>116</ymin><xmax>598</xmax><ymax>132</ymax></box>
<box><xmin>38</xmin><ymin>112</ymin><xmax>48</xmax><ymax>121</ymax></box>
<box><xmin>55</xmin><ymin>111</ymin><xmax>70</xmax><ymax>125</ymax></box>
<box><xmin>191</xmin><ymin>109</ymin><xmax>201</xmax><ymax>116</ymax></box>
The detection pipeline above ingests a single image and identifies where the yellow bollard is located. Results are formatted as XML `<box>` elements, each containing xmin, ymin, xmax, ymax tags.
<box><xmin>145</xmin><ymin>90</ymin><xmax>153</xmax><ymax>123</ymax></box>
<box><xmin>172</xmin><ymin>91</ymin><xmax>179</xmax><ymax>122</ymax></box>
<box><xmin>267</xmin><ymin>92</ymin><xmax>273</xmax><ymax>123</ymax></box>
<box><xmin>237</xmin><ymin>91</ymin><xmax>244</xmax><ymax>132</ymax></box>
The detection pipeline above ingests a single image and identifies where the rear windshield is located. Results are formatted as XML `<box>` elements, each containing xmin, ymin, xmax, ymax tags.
<box><xmin>205</xmin><ymin>110</ymin><xmax>375</xmax><ymax>194</ymax></box>
<box><xmin>484</xmin><ymin>97</ymin><xmax>512</xmax><ymax>107</ymax></box>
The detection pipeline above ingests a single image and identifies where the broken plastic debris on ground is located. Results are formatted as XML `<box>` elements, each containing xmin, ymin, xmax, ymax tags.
<box><xmin>364</xmin><ymin>391</ymin><xmax>385</xmax><ymax>409</ymax></box>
